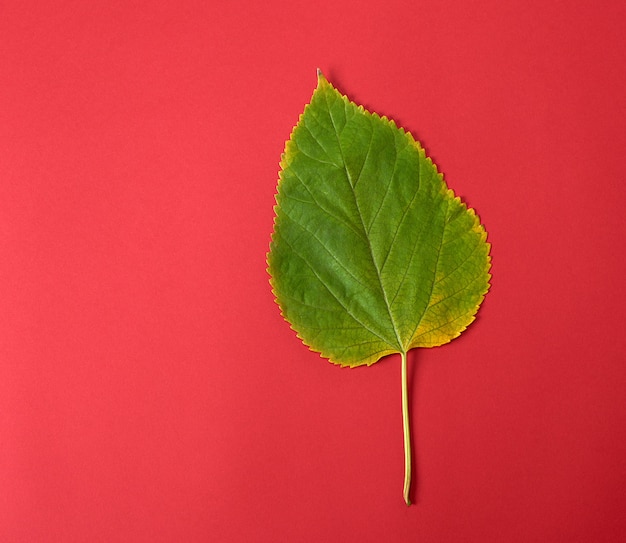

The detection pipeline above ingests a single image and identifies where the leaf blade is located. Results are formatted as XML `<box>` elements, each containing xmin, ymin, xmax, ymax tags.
<box><xmin>268</xmin><ymin>73</ymin><xmax>491</xmax><ymax>366</ymax></box>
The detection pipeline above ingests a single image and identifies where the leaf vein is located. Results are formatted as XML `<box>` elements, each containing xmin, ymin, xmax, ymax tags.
<box><xmin>427</xmin><ymin>272</ymin><xmax>485</xmax><ymax>311</ymax></box>
<box><xmin>323</xmin><ymin>88</ymin><xmax>403</xmax><ymax>351</ymax></box>
<box><xmin>366</xmin><ymin>139</ymin><xmax>399</xmax><ymax>235</ymax></box>
<box><xmin>351</xmin><ymin>122</ymin><xmax>375</xmax><ymax>190</ymax></box>
<box><xmin>281</xmin><ymin>207</ymin><xmax>371</xmax><ymax>291</ymax></box>
<box><xmin>411</xmin><ymin>307</ymin><xmax>478</xmax><ymax>342</ymax></box>
<box><xmin>278</xmin><ymin>232</ymin><xmax>394</xmax><ymax>348</ymax></box>
<box><xmin>293</xmin><ymin>137</ymin><xmax>337</xmax><ymax>167</ymax></box>
<box><xmin>433</xmin><ymin>236</ymin><xmax>483</xmax><ymax>286</ymax></box>
<box><xmin>404</xmin><ymin>195</ymin><xmax>449</xmax><ymax>344</ymax></box>
<box><xmin>378</xmin><ymin>170</ymin><xmax>426</xmax><ymax>275</ymax></box>
<box><xmin>387</xmin><ymin>174</ymin><xmax>441</xmax><ymax>307</ymax></box>
<box><xmin>288</xmin><ymin>168</ymin><xmax>366</xmax><ymax>242</ymax></box>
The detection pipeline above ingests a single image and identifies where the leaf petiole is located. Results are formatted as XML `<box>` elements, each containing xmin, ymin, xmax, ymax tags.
<box><xmin>401</xmin><ymin>350</ymin><xmax>412</xmax><ymax>506</ymax></box>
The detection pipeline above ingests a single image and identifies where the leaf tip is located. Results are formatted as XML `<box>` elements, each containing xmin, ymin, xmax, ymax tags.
<box><xmin>316</xmin><ymin>68</ymin><xmax>329</xmax><ymax>86</ymax></box>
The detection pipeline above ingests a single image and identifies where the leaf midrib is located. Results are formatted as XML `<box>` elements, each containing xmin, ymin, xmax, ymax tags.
<box><xmin>323</xmin><ymin>89</ymin><xmax>405</xmax><ymax>353</ymax></box>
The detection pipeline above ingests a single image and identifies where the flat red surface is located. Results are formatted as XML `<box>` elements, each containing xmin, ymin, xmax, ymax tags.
<box><xmin>2</xmin><ymin>1</ymin><xmax>626</xmax><ymax>541</ymax></box>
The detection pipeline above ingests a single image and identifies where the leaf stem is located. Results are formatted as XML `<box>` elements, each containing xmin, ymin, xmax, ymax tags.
<box><xmin>401</xmin><ymin>350</ymin><xmax>412</xmax><ymax>506</ymax></box>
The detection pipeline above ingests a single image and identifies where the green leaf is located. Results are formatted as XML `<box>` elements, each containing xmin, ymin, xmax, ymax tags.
<box><xmin>267</xmin><ymin>71</ymin><xmax>491</xmax><ymax>505</ymax></box>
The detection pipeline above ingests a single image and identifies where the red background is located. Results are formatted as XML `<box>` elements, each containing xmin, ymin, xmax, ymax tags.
<box><xmin>2</xmin><ymin>1</ymin><xmax>626</xmax><ymax>541</ymax></box>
